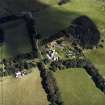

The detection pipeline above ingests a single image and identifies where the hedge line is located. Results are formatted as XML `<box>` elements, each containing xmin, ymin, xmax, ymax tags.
<box><xmin>50</xmin><ymin>59</ymin><xmax>105</xmax><ymax>94</ymax></box>
<box><xmin>0</xmin><ymin>57</ymin><xmax>36</xmax><ymax>77</ymax></box>
<box><xmin>0</xmin><ymin>13</ymin><xmax>38</xmax><ymax>58</ymax></box>
<box><xmin>37</xmin><ymin>62</ymin><xmax>64</xmax><ymax>105</ymax></box>
<box><xmin>83</xmin><ymin>61</ymin><xmax>105</xmax><ymax>93</ymax></box>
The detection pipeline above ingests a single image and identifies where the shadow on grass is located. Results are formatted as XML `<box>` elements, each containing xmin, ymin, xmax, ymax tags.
<box><xmin>0</xmin><ymin>0</ymin><xmax>101</xmax><ymax>57</ymax></box>
<box><xmin>68</xmin><ymin>15</ymin><xmax>100</xmax><ymax>48</ymax></box>
<box><xmin>1</xmin><ymin>19</ymin><xmax>32</xmax><ymax>58</ymax></box>
<box><xmin>0</xmin><ymin>0</ymin><xmax>48</xmax><ymax>13</ymax></box>
<box><xmin>0</xmin><ymin>0</ymin><xmax>80</xmax><ymax>37</ymax></box>
<box><xmin>0</xmin><ymin>0</ymin><xmax>81</xmax><ymax>58</ymax></box>
<box><xmin>35</xmin><ymin>7</ymin><xmax>80</xmax><ymax>38</ymax></box>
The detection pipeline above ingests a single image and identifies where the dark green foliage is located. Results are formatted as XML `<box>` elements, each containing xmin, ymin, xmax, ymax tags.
<box><xmin>37</xmin><ymin>62</ymin><xmax>64</xmax><ymax>105</ymax></box>
<box><xmin>0</xmin><ymin>29</ymin><xmax>4</xmax><ymax>43</ymax></box>
<box><xmin>67</xmin><ymin>16</ymin><xmax>100</xmax><ymax>49</ymax></box>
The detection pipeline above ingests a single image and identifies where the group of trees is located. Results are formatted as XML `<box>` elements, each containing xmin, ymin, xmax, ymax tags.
<box><xmin>67</xmin><ymin>16</ymin><xmax>100</xmax><ymax>49</ymax></box>
<box><xmin>0</xmin><ymin>58</ymin><xmax>36</xmax><ymax>77</ymax></box>
<box><xmin>50</xmin><ymin>61</ymin><xmax>64</xmax><ymax>72</ymax></box>
<box><xmin>37</xmin><ymin>62</ymin><xmax>64</xmax><ymax>105</ymax></box>
<box><xmin>0</xmin><ymin>29</ymin><xmax>4</xmax><ymax>43</ymax></box>
<box><xmin>0</xmin><ymin>13</ymin><xmax>38</xmax><ymax>77</ymax></box>
<box><xmin>58</xmin><ymin>0</ymin><xmax>70</xmax><ymax>5</ymax></box>
<box><xmin>41</xmin><ymin>30</ymin><xmax>66</xmax><ymax>45</ymax></box>
<box><xmin>49</xmin><ymin>59</ymin><xmax>86</xmax><ymax>71</ymax></box>
<box><xmin>24</xmin><ymin>14</ymin><xmax>38</xmax><ymax>58</ymax></box>
<box><xmin>42</xmin><ymin>15</ymin><xmax>101</xmax><ymax>49</ymax></box>
<box><xmin>63</xmin><ymin>59</ymin><xmax>86</xmax><ymax>68</ymax></box>
<box><xmin>49</xmin><ymin>59</ymin><xmax>105</xmax><ymax>93</ymax></box>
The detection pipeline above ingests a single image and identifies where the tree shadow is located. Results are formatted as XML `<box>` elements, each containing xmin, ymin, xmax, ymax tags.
<box><xmin>67</xmin><ymin>15</ymin><xmax>100</xmax><ymax>49</ymax></box>
<box><xmin>0</xmin><ymin>0</ymin><xmax>48</xmax><ymax>13</ymax></box>
<box><xmin>0</xmin><ymin>19</ymin><xmax>32</xmax><ymax>59</ymax></box>
<box><xmin>35</xmin><ymin>7</ymin><xmax>80</xmax><ymax>37</ymax></box>
<box><xmin>0</xmin><ymin>0</ymin><xmax>80</xmax><ymax>36</ymax></box>
<box><xmin>0</xmin><ymin>0</ymin><xmax>80</xmax><ymax>58</ymax></box>
<box><xmin>0</xmin><ymin>29</ymin><xmax>4</xmax><ymax>43</ymax></box>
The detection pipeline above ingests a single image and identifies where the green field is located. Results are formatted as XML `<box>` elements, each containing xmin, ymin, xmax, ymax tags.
<box><xmin>54</xmin><ymin>69</ymin><xmax>105</xmax><ymax>105</ymax></box>
<box><xmin>0</xmin><ymin>0</ymin><xmax>105</xmax><ymax>105</ymax></box>
<box><xmin>36</xmin><ymin>0</ymin><xmax>105</xmax><ymax>36</ymax></box>
<box><xmin>36</xmin><ymin>0</ymin><xmax>105</xmax><ymax>76</ymax></box>
<box><xmin>36</xmin><ymin>0</ymin><xmax>105</xmax><ymax>75</ymax></box>
<box><xmin>84</xmin><ymin>49</ymin><xmax>105</xmax><ymax>77</ymax></box>
<box><xmin>37</xmin><ymin>1</ymin><xmax>105</xmax><ymax>104</ymax></box>
<box><xmin>0</xmin><ymin>69</ymin><xmax>48</xmax><ymax>105</ymax></box>
<box><xmin>1</xmin><ymin>0</ymin><xmax>105</xmax><ymax>75</ymax></box>
<box><xmin>0</xmin><ymin>19</ymin><xmax>32</xmax><ymax>59</ymax></box>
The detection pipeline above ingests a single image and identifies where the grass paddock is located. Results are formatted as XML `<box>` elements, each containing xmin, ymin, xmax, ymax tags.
<box><xmin>0</xmin><ymin>69</ymin><xmax>48</xmax><ymax>105</ymax></box>
<box><xmin>54</xmin><ymin>69</ymin><xmax>105</xmax><ymax>105</ymax></box>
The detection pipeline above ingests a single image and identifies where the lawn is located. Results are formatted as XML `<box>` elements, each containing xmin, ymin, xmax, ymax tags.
<box><xmin>54</xmin><ymin>68</ymin><xmax>105</xmax><ymax>105</ymax></box>
<box><xmin>0</xmin><ymin>68</ymin><xmax>48</xmax><ymax>105</ymax></box>
<box><xmin>0</xmin><ymin>19</ymin><xmax>32</xmax><ymax>59</ymax></box>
